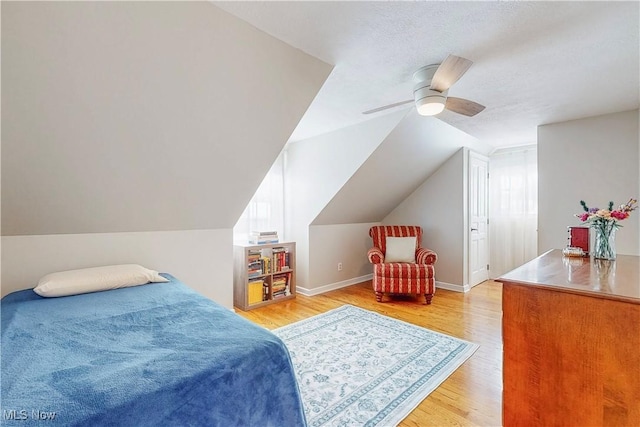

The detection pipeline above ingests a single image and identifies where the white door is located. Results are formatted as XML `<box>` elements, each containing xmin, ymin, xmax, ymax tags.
<box><xmin>469</xmin><ymin>151</ymin><xmax>489</xmax><ymax>287</ymax></box>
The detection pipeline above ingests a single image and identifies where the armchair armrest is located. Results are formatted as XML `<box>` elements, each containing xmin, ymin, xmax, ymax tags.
<box><xmin>367</xmin><ymin>247</ymin><xmax>384</xmax><ymax>264</ymax></box>
<box><xmin>416</xmin><ymin>248</ymin><xmax>437</xmax><ymax>265</ymax></box>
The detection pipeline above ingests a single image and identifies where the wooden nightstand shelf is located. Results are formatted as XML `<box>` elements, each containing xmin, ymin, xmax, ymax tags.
<box><xmin>233</xmin><ymin>242</ymin><xmax>296</xmax><ymax>311</ymax></box>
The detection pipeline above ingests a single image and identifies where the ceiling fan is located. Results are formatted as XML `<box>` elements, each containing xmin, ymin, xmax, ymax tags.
<box><xmin>363</xmin><ymin>55</ymin><xmax>485</xmax><ymax>117</ymax></box>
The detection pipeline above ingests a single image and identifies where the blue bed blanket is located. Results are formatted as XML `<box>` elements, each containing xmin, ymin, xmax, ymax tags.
<box><xmin>1</xmin><ymin>275</ymin><xmax>307</xmax><ymax>426</ymax></box>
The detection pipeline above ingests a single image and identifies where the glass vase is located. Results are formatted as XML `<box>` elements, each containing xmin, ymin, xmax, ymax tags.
<box><xmin>592</xmin><ymin>221</ymin><xmax>616</xmax><ymax>260</ymax></box>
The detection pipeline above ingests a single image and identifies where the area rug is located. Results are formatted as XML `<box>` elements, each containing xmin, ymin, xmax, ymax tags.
<box><xmin>273</xmin><ymin>305</ymin><xmax>479</xmax><ymax>427</ymax></box>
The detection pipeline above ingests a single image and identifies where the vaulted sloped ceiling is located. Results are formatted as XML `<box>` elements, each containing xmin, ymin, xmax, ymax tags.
<box><xmin>214</xmin><ymin>1</ymin><xmax>639</xmax><ymax>148</ymax></box>
<box><xmin>1</xmin><ymin>2</ymin><xmax>332</xmax><ymax>236</ymax></box>
<box><xmin>312</xmin><ymin>110</ymin><xmax>492</xmax><ymax>225</ymax></box>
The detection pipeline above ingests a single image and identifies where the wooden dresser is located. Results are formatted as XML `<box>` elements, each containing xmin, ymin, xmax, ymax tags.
<box><xmin>499</xmin><ymin>249</ymin><xmax>640</xmax><ymax>427</ymax></box>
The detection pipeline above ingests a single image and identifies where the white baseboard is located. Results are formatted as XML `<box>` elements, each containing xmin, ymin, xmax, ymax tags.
<box><xmin>297</xmin><ymin>274</ymin><xmax>373</xmax><ymax>296</ymax></box>
<box><xmin>436</xmin><ymin>280</ymin><xmax>470</xmax><ymax>293</ymax></box>
<box><xmin>299</xmin><ymin>276</ymin><xmax>470</xmax><ymax>296</ymax></box>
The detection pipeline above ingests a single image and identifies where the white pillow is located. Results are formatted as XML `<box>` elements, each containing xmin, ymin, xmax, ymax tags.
<box><xmin>385</xmin><ymin>236</ymin><xmax>417</xmax><ymax>263</ymax></box>
<box><xmin>34</xmin><ymin>264</ymin><xmax>169</xmax><ymax>297</ymax></box>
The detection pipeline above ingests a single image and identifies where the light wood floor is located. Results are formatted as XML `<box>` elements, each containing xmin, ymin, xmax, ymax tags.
<box><xmin>237</xmin><ymin>280</ymin><xmax>503</xmax><ymax>427</ymax></box>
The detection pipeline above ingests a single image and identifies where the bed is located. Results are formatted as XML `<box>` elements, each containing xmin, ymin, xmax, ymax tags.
<box><xmin>1</xmin><ymin>273</ymin><xmax>307</xmax><ymax>426</ymax></box>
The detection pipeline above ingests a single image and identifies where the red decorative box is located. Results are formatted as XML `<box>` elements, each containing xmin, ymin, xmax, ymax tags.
<box><xmin>567</xmin><ymin>226</ymin><xmax>589</xmax><ymax>254</ymax></box>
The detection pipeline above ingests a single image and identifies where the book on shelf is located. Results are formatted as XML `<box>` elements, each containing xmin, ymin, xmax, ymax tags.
<box><xmin>271</xmin><ymin>271</ymin><xmax>290</xmax><ymax>298</ymax></box>
<box><xmin>272</xmin><ymin>272</ymin><xmax>290</xmax><ymax>282</ymax></box>
<box><xmin>247</xmin><ymin>250</ymin><xmax>262</xmax><ymax>263</ymax></box>
<box><xmin>247</xmin><ymin>252</ymin><xmax>274</xmax><ymax>276</ymax></box>
<box><xmin>260</xmin><ymin>256</ymin><xmax>271</xmax><ymax>275</ymax></box>
<box><xmin>247</xmin><ymin>278</ymin><xmax>268</xmax><ymax>304</ymax></box>
<box><xmin>272</xmin><ymin>285</ymin><xmax>290</xmax><ymax>298</ymax></box>
<box><xmin>271</xmin><ymin>247</ymin><xmax>291</xmax><ymax>272</ymax></box>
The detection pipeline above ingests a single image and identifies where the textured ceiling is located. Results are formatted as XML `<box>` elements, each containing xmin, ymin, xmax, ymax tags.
<box><xmin>215</xmin><ymin>1</ymin><xmax>640</xmax><ymax>148</ymax></box>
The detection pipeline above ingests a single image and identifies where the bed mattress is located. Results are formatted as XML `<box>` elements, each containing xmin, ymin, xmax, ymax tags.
<box><xmin>1</xmin><ymin>274</ymin><xmax>306</xmax><ymax>426</ymax></box>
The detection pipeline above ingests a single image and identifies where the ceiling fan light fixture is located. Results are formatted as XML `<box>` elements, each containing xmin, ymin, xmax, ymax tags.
<box><xmin>362</xmin><ymin>55</ymin><xmax>485</xmax><ymax>118</ymax></box>
<box><xmin>414</xmin><ymin>85</ymin><xmax>447</xmax><ymax>116</ymax></box>
<box><xmin>415</xmin><ymin>93</ymin><xmax>446</xmax><ymax>116</ymax></box>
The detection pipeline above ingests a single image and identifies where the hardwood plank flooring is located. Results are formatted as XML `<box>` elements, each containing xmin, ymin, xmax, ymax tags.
<box><xmin>236</xmin><ymin>280</ymin><xmax>503</xmax><ymax>427</ymax></box>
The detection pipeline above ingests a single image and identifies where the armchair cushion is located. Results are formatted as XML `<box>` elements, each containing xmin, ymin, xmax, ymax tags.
<box><xmin>374</xmin><ymin>263</ymin><xmax>434</xmax><ymax>281</ymax></box>
<box><xmin>385</xmin><ymin>236</ymin><xmax>417</xmax><ymax>262</ymax></box>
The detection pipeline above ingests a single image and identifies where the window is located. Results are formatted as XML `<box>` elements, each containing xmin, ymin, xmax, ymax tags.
<box><xmin>233</xmin><ymin>153</ymin><xmax>284</xmax><ymax>244</ymax></box>
<box><xmin>489</xmin><ymin>145</ymin><xmax>538</xmax><ymax>277</ymax></box>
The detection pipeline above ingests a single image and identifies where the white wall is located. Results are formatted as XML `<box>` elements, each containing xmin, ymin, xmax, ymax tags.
<box><xmin>1</xmin><ymin>229</ymin><xmax>233</xmax><ymax>306</ymax></box>
<box><xmin>313</xmin><ymin>111</ymin><xmax>493</xmax><ymax>225</ymax></box>
<box><xmin>1</xmin><ymin>2</ymin><xmax>331</xmax><ymax>303</ymax></box>
<box><xmin>294</xmin><ymin>111</ymin><xmax>489</xmax><ymax>293</ymax></box>
<box><xmin>2</xmin><ymin>2</ymin><xmax>330</xmax><ymax>235</ymax></box>
<box><xmin>284</xmin><ymin>110</ymin><xmax>407</xmax><ymax>288</ymax></box>
<box><xmin>300</xmin><ymin>223</ymin><xmax>378</xmax><ymax>295</ymax></box>
<box><xmin>384</xmin><ymin>148</ymin><xmax>468</xmax><ymax>289</ymax></box>
<box><xmin>538</xmin><ymin>109</ymin><xmax>639</xmax><ymax>255</ymax></box>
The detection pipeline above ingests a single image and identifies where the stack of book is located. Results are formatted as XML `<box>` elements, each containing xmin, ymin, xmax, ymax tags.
<box><xmin>249</xmin><ymin>231</ymin><xmax>279</xmax><ymax>244</ymax></box>
<box><xmin>247</xmin><ymin>250</ymin><xmax>272</xmax><ymax>277</ymax></box>
<box><xmin>247</xmin><ymin>250</ymin><xmax>263</xmax><ymax>278</ymax></box>
<box><xmin>272</xmin><ymin>273</ymin><xmax>290</xmax><ymax>299</ymax></box>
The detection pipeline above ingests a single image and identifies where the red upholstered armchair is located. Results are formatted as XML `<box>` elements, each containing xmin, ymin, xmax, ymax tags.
<box><xmin>367</xmin><ymin>225</ymin><xmax>437</xmax><ymax>304</ymax></box>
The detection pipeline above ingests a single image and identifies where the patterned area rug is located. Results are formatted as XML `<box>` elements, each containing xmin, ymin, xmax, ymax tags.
<box><xmin>273</xmin><ymin>305</ymin><xmax>479</xmax><ymax>427</ymax></box>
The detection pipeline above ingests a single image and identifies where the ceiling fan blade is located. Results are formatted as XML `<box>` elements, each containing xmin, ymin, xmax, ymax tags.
<box><xmin>430</xmin><ymin>55</ymin><xmax>473</xmax><ymax>92</ymax></box>
<box><xmin>445</xmin><ymin>97</ymin><xmax>486</xmax><ymax>117</ymax></box>
<box><xmin>362</xmin><ymin>99</ymin><xmax>413</xmax><ymax>115</ymax></box>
